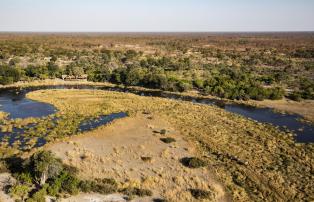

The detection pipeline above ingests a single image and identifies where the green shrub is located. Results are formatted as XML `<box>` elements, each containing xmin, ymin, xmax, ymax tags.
<box><xmin>189</xmin><ymin>189</ymin><xmax>214</xmax><ymax>200</ymax></box>
<box><xmin>160</xmin><ymin>129</ymin><xmax>167</xmax><ymax>135</ymax></box>
<box><xmin>29</xmin><ymin>151</ymin><xmax>63</xmax><ymax>185</ymax></box>
<box><xmin>59</xmin><ymin>172</ymin><xmax>80</xmax><ymax>195</ymax></box>
<box><xmin>0</xmin><ymin>76</ymin><xmax>14</xmax><ymax>85</ymax></box>
<box><xmin>92</xmin><ymin>183</ymin><xmax>117</xmax><ymax>194</ymax></box>
<box><xmin>9</xmin><ymin>183</ymin><xmax>31</xmax><ymax>201</ymax></box>
<box><xmin>304</xmin><ymin>61</ymin><xmax>314</xmax><ymax>71</ymax></box>
<box><xmin>141</xmin><ymin>156</ymin><xmax>152</xmax><ymax>162</ymax></box>
<box><xmin>97</xmin><ymin>178</ymin><xmax>117</xmax><ymax>187</ymax></box>
<box><xmin>47</xmin><ymin>183</ymin><xmax>60</xmax><ymax>197</ymax></box>
<box><xmin>180</xmin><ymin>157</ymin><xmax>208</xmax><ymax>168</ymax></box>
<box><xmin>193</xmin><ymin>79</ymin><xmax>204</xmax><ymax>89</ymax></box>
<box><xmin>15</xmin><ymin>172</ymin><xmax>33</xmax><ymax>185</ymax></box>
<box><xmin>46</xmin><ymin>171</ymin><xmax>69</xmax><ymax>196</ymax></box>
<box><xmin>120</xmin><ymin>187</ymin><xmax>153</xmax><ymax>198</ymax></box>
<box><xmin>299</xmin><ymin>78</ymin><xmax>314</xmax><ymax>99</ymax></box>
<box><xmin>78</xmin><ymin>180</ymin><xmax>94</xmax><ymax>193</ymax></box>
<box><xmin>79</xmin><ymin>178</ymin><xmax>118</xmax><ymax>194</ymax></box>
<box><xmin>288</xmin><ymin>91</ymin><xmax>302</xmax><ymax>102</ymax></box>
<box><xmin>160</xmin><ymin>137</ymin><xmax>176</xmax><ymax>144</ymax></box>
<box><xmin>26</xmin><ymin>185</ymin><xmax>48</xmax><ymax>202</ymax></box>
<box><xmin>268</xmin><ymin>87</ymin><xmax>285</xmax><ymax>100</ymax></box>
<box><xmin>25</xmin><ymin>65</ymin><xmax>48</xmax><ymax>79</ymax></box>
<box><xmin>176</xmin><ymin>80</ymin><xmax>192</xmax><ymax>92</ymax></box>
<box><xmin>293</xmin><ymin>49</ymin><xmax>314</xmax><ymax>58</ymax></box>
<box><xmin>0</xmin><ymin>66</ymin><xmax>22</xmax><ymax>85</ymax></box>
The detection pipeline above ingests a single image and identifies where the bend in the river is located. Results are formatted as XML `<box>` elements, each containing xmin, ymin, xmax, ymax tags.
<box><xmin>0</xmin><ymin>85</ymin><xmax>313</xmax><ymax>145</ymax></box>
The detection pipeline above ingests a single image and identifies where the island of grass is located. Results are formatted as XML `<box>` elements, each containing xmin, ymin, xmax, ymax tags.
<box><xmin>0</xmin><ymin>89</ymin><xmax>313</xmax><ymax>201</ymax></box>
<box><xmin>24</xmin><ymin>89</ymin><xmax>314</xmax><ymax>201</ymax></box>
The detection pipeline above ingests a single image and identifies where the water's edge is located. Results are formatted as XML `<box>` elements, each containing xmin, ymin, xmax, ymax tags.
<box><xmin>0</xmin><ymin>85</ymin><xmax>313</xmax><ymax>144</ymax></box>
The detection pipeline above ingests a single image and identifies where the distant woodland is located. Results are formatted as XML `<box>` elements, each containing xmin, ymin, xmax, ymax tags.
<box><xmin>0</xmin><ymin>33</ymin><xmax>313</xmax><ymax>101</ymax></box>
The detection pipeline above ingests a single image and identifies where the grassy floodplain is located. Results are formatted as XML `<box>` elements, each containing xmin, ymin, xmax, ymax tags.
<box><xmin>1</xmin><ymin>79</ymin><xmax>314</xmax><ymax>124</ymax></box>
<box><xmin>21</xmin><ymin>89</ymin><xmax>314</xmax><ymax>201</ymax></box>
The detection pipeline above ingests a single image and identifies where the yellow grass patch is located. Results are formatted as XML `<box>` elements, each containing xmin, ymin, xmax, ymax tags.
<box><xmin>27</xmin><ymin>89</ymin><xmax>314</xmax><ymax>201</ymax></box>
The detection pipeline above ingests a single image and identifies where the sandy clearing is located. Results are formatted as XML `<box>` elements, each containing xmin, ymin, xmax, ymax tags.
<box><xmin>60</xmin><ymin>193</ymin><xmax>127</xmax><ymax>202</ymax></box>
<box><xmin>0</xmin><ymin>173</ymin><xmax>15</xmax><ymax>202</ymax></box>
<box><xmin>47</xmin><ymin>113</ymin><xmax>227</xmax><ymax>202</ymax></box>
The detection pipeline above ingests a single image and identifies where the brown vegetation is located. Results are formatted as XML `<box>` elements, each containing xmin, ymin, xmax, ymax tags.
<box><xmin>25</xmin><ymin>89</ymin><xmax>314</xmax><ymax>201</ymax></box>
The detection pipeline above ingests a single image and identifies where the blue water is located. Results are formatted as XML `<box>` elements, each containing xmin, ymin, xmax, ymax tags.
<box><xmin>225</xmin><ymin>105</ymin><xmax>314</xmax><ymax>142</ymax></box>
<box><xmin>0</xmin><ymin>90</ymin><xmax>56</xmax><ymax>119</ymax></box>
<box><xmin>0</xmin><ymin>87</ymin><xmax>128</xmax><ymax>149</ymax></box>
<box><xmin>126</xmin><ymin>90</ymin><xmax>314</xmax><ymax>143</ymax></box>
<box><xmin>0</xmin><ymin>85</ymin><xmax>313</xmax><ymax>144</ymax></box>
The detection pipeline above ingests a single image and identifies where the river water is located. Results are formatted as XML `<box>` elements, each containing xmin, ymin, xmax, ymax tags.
<box><xmin>0</xmin><ymin>85</ymin><xmax>313</xmax><ymax>145</ymax></box>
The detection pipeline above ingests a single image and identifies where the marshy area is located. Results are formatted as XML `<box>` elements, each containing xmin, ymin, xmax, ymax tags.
<box><xmin>0</xmin><ymin>83</ymin><xmax>313</xmax><ymax>201</ymax></box>
<box><xmin>0</xmin><ymin>84</ymin><xmax>313</xmax><ymax>151</ymax></box>
<box><xmin>0</xmin><ymin>6</ymin><xmax>313</xmax><ymax>202</ymax></box>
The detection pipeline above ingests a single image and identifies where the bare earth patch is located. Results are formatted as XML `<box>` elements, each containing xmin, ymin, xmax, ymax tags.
<box><xmin>0</xmin><ymin>173</ymin><xmax>15</xmax><ymax>202</ymax></box>
<box><xmin>60</xmin><ymin>193</ymin><xmax>127</xmax><ymax>202</ymax></box>
<box><xmin>47</xmin><ymin>114</ymin><xmax>226</xmax><ymax>201</ymax></box>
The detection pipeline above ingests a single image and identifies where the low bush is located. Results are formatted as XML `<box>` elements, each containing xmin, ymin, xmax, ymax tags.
<box><xmin>120</xmin><ymin>187</ymin><xmax>153</xmax><ymax>198</ymax></box>
<box><xmin>160</xmin><ymin>129</ymin><xmax>167</xmax><ymax>135</ymax></box>
<box><xmin>268</xmin><ymin>87</ymin><xmax>285</xmax><ymax>100</ymax></box>
<box><xmin>293</xmin><ymin>49</ymin><xmax>314</xmax><ymax>58</ymax></box>
<box><xmin>189</xmin><ymin>188</ymin><xmax>214</xmax><ymax>200</ymax></box>
<box><xmin>79</xmin><ymin>178</ymin><xmax>118</xmax><ymax>194</ymax></box>
<box><xmin>26</xmin><ymin>186</ymin><xmax>48</xmax><ymax>202</ymax></box>
<box><xmin>7</xmin><ymin>151</ymin><xmax>157</xmax><ymax>200</ymax></box>
<box><xmin>59</xmin><ymin>171</ymin><xmax>80</xmax><ymax>195</ymax></box>
<box><xmin>0</xmin><ymin>65</ymin><xmax>23</xmax><ymax>85</ymax></box>
<box><xmin>180</xmin><ymin>157</ymin><xmax>208</xmax><ymax>168</ymax></box>
<box><xmin>288</xmin><ymin>91</ymin><xmax>302</xmax><ymax>102</ymax></box>
<box><xmin>9</xmin><ymin>183</ymin><xmax>31</xmax><ymax>201</ymax></box>
<box><xmin>160</xmin><ymin>137</ymin><xmax>176</xmax><ymax>144</ymax></box>
<box><xmin>14</xmin><ymin>172</ymin><xmax>33</xmax><ymax>186</ymax></box>
<box><xmin>141</xmin><ymin>156</ymin><xmax>152</xmax><ymax>162</ymax></box>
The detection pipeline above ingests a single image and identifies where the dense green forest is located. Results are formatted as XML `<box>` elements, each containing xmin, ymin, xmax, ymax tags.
<box><xmin>0</xmin><ymin>33</ymin><xmax>313</xmax><ymax>101</ymax></box>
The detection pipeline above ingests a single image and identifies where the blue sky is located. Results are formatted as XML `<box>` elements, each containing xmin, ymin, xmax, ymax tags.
<box><xmin>0</xmin><ymin>0</ymin><xmax>313</xmax><ymax>32</ymax></box>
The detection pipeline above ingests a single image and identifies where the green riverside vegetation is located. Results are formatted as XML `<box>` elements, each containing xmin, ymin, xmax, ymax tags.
<box><xmin>5</xmin><ymin>150</ymin><xmax>152</xmax><ymax>202</ymax></box>
<box><xmin>0</xmin><ymin>33</ymin><xmax>313</xmax><ymax>101</ymax></box>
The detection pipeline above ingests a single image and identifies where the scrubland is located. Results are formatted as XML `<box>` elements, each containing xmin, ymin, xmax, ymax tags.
<box><xmin>21</xmin><ymin>89</ymin><xmax>314</xmax><ymax>201</ymax></box>
<box><xmin>0</xmin><ymin>32</ymin><xmax>313</xmax><ymax>201</ymax></box>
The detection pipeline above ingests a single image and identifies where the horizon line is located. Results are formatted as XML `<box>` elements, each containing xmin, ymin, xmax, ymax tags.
<box><xmin>1</xmin><ymin>31</ymin><xmax>314</xmax><ymax>34</ymax></box>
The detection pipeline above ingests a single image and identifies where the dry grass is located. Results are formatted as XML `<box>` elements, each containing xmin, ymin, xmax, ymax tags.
<box><xmin>0</xmin><ymin>79</ymin><xmax>115</xmax><ymax>89</ymax></box>
<box><xmin>26</xmin><ymin>89</ymin><xmax>314</xmax><ymax>201</ymax></box>
<box><xmin>45</xmin><ymin>113</ymin><xmax>223</xmax><ymax>201</ymax></box>
<box><xmin>2</xmin><ymin>78</ymin><xmax>312</xmax><ymax>124</ymax></box>
<box><xmin>0</xmin><ymin>112</ymin><xmax>8</xmax><ymax>120</ymax></box>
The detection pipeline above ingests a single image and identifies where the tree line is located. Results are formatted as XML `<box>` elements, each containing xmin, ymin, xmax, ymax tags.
<box><xmin>1</xmin><ymin>46</ymin><xmax>313</xmax><ymax>101</ymax></box>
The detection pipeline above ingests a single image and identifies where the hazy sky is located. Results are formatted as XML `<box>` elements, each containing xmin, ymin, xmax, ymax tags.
<box><xmin>0</xmin><ymin>0</ymin><xmax>313</xmax><ymax>32</ymax></box>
